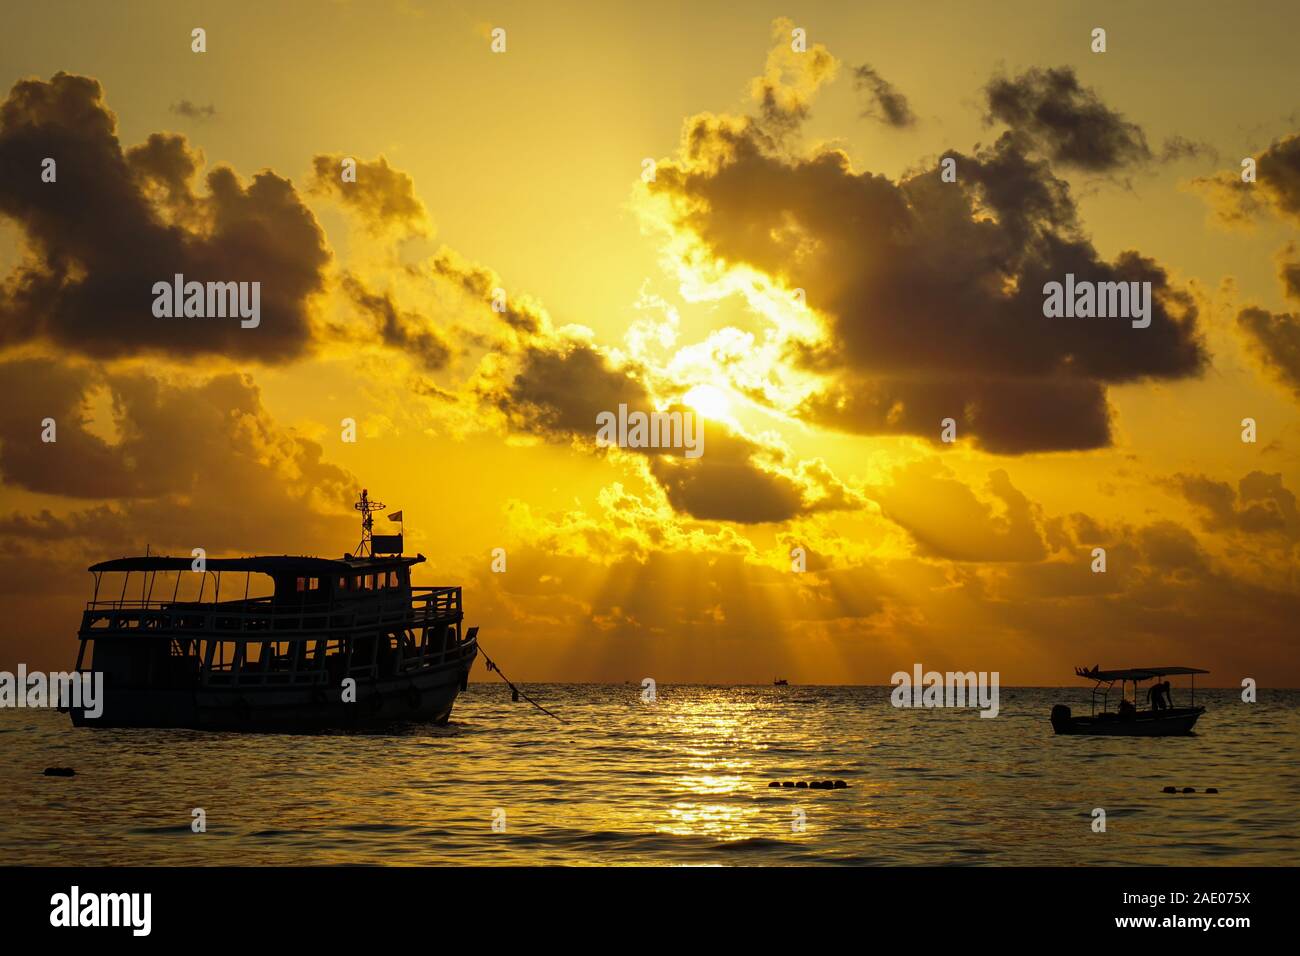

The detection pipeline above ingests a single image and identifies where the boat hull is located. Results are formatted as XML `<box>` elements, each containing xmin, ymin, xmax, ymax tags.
<box><xmin>1051</xmin><ymin>704</ymin><xmax>1204</xmax><ymax>736</ymax></box>
<box><xmin>69</xmin><ymin>646</ymin><xmax>477</xmax><ymax>732</ymax></box>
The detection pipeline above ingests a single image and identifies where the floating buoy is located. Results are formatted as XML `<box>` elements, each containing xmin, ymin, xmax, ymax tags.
<box><xmin>43</xmin><ymin>767</ymin><xmax>75</xmax><ymax>777</ymax></box>
<box><xmin>1181</xmin><ymin>787</ymin><xmax>1195</xmax><ymax>794</ymax></box>
<box><xmin>1162</xmin><ymin>786</ymin><xmax>1177</xmax><ymax>793</ymax></box>
<box><xmin>1205</xmin><ymin>787</ymin><xmax>1219</xmax><ymax>794</ymax></box>
<box><xmin>772</xmin><ymin>778</ymin><xmax>849</xmax><ymax>789</ymax></box>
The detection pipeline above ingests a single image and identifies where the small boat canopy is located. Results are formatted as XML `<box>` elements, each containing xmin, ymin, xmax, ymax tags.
<box><xmin>89</xmin><ymin>554</ymin><xmax>425</xmax><ymax>574</ymax></box>
<box><xmin>1075</xmin><ymin>665</ymin><xmax>1209</xmax><ymax>682</ymax></box>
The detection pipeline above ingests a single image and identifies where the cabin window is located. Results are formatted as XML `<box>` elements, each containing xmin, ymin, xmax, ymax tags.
<box><xmin>295</xmin><ymin>577</ymin><xmax>305</xmax><ymax>592</ymax></box>
<box><xmin>337</xmin><ymin>576</ymin><xmax>348</xmax><ymax>590</ymax></box>
<box><xmin>308</xmin><ymin>577</ymin><xmax>320</xmax><ymax>591</ymax></box>
<box><xmin>366</xmin><ymin>573</ymin><xmax>377</xmax><ymax>590</ymax></box>
<box><xmin>388</xmin><ymin>571</ymin><xmax>399</xmax><ymax>588</ymax></box>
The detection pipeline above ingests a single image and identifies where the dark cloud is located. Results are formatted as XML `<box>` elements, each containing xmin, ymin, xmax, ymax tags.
<box><xmin>486</xmin><ymin>340</ymin><xmax>651</xmax><ymax>439</ymax></box>
<box><xmin>1173</xmin><ymin>471</ymin><xmax>1299</xmax><ymax>536</ymax></box>
<box><xmin>1282</xmin><ymin>258</ymin><xmax>1300</xmax><ymax>302</ymax></box>
<box><xmin>648</xmin><ymin>428</ymin><xmax>804</xmax><ymax>523</ymax></box>
<box><xmin>1276</xmin><ymin>242</ymin><xmax>1300</xmax><ymax>302</ymax></box>
<box><xmin>648</xmin><ymin>424</ymin><xmax>859</xmax><ymax>524</ymax></box>
<box><xmin>748</xmin><ymin>17</ymin><xmax>839</xmax><ymax>135</ymax></box>
<box><xmin>1241</xmin><ymin>245</ymin><xmax>1300</xmax><ymax>399</ymax></box>
<box><xmin>422</xmin><ymin>248</ymin><xmax>545</xmax><ymax>338</ymax></box>
<box><xmin>853</xmin><ymin>64</ymin><xmax>916</xmax><ymax>128</ymax></box>
<box><xmin>1250</xmin><ymin>133</ymin><xmax>1300</xmax><ymax>222</ymax></box>
<box><xmin>1236</xmin><ymin>306</ymin><xmax>1300</xmax><ymax>399</ymax></box>
<box><xmin>1137</xmin><ymin>520</ymin><xmax>1208</xmax><ymax>575</ymax></box>
<box><xmin>1158</xmin><ymin>135</ymin><xmax>1217</xmax><ymax>165</ymax></box>
<box><xmin>0</xmin><ymin>72</ymin><xmax>330</xmax><ymax>362</ymax></box>
<box><xmin>341</xmin><ymin>273</ymin><xmax>454</xmax><ymax>371</ymax></box>
<box><xmin>984</xmin><ymin>66</ymin><xmax>1151</xmax><ymax>172</ymax></box>
<box><xmin>801</xmin><ymin>375</ymin><xmax>1113</xmax><ymax>454</ymax></box>
<box><xmin>0</xmin><ymin>358</ymin><xmax>139</xmax><ymax>497</ymax></box>
<box><xmin>169</xmin><ymin>100</ymin><xmax>216</xmax><ymax>121</ymax></box>
<box><xmin>651</xmin><ymin>118</ymin><xmax>1206</xmax><ymax>452</ymax></box>
<box><xmin>1192</xmin><ymin>131</ymin><xmax>1300</xmax><ymax>227</ymax></box>
<box><xmin>869</xmin><ymin>463</ymin><xmax>1048</xmax><ymax>562</ymax></box>
<box><xmin>309</xmin><ymin>153</ymin><xmax>428</xmax><ymax>237</ymax></box>
<box><xmin>0</xmin><ymin>506</ymin><xmax>132</xmax><ymax>545</ymax></box>
<box><xmin>484</xmin><ymin>342</ymin><xmax>859</xmax><ymax>523</ymax></box>
<box><xmin>126</xmin><ymin>132</ymin><xmax>203</xmax><ymax>215</ymax></box>
<box><xmin>0</xmin><ymin>358</ymin><xmax>356</xmax><ymax>519</ymax></box>
<box><xmin>1216</xmin><ymin>226</ymin><xmax>1300</xmax><ymax>403</ymax></box>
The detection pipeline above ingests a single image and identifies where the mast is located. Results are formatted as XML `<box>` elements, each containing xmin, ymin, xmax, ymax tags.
<box><xmin>353</xmin><ymin>488</ymin><xmax>387</xmax><ymax>557</ymax></box>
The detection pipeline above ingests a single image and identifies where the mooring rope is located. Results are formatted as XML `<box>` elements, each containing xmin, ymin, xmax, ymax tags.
<box><xmin>477</xmin><ymin>643</ymin><xmax>564</xmax><ymax>722</ymax></box>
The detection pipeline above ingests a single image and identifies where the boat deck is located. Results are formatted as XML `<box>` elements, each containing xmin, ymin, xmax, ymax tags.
<box><xmin>80</xmin><ymin>586</ymin><xmax>461</xmax><ymax>640</ymax></box>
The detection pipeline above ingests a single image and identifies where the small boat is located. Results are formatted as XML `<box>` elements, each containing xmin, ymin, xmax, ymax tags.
<box><xmin>773</xmin><ymin>678</ymin><xmax>789</xmax><ymax>686</ymax></box>
<box><xmin>1051</xmin><ymin>665</ymin><xmax>1208</xmax><ymax>736</ymax></box>
<box><xmin>68</xmin><ymin>489</ymin><xmax>478</xmax><ymax>731</ymax></box>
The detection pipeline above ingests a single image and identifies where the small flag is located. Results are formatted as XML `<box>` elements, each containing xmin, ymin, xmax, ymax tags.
<box><xmin>388</xmin><ymin>511</ymin><xmax>403</xmax><ymax>522</ymax></box>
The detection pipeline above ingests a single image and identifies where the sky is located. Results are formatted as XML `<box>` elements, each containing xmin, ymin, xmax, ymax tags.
<box><xmin>0</xmin><ymin>0</ymin><xmax>1297</xmax><ymax>685</ymax></box>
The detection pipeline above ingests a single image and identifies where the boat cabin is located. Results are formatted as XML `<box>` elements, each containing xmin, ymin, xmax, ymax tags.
<box><xmin>1074</xmin><ymin>665</ymin><xmax>1208</xmax><ymax>715</ymax></box>
<box><xmin>76</xmin><ymin>553</ymin><xmax>464</xmax><ymax>692</ymax></box>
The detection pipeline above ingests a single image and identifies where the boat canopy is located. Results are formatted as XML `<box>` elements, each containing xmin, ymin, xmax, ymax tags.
<box><xmin>1075</xmin><ymin>665</ymin><xmax>1209</xmax><ymax>682</ymax></box>
<box><xmin>88</xmin><ymin>554</ymin><xmax>426</xmax><ymax>574</ymax></box>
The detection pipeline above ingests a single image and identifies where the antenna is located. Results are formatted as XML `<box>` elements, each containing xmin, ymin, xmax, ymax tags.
<box><xmin>353</xmin><ymin>488</ymin><xmax>386</xmax><ymax>557</ymax></box>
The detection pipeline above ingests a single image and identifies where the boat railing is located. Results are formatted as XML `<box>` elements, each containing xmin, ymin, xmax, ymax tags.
<box><xmin>194</xmin><ymin>626</ymin><xmax>478</xmax><ymax>688</ymax></box>
<box><xmin>78</xmin><ymin>586</ymin><xmax>462</xmax><ymax>641</ymax></box>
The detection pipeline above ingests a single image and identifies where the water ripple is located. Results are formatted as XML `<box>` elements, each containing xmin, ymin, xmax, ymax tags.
<box><xmin>1</xmin><ymin>686</ymin><xmax>1295</xmax><ymax>865</ymax></box>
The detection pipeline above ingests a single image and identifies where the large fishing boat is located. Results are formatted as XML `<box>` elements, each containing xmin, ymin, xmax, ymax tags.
<box><xmin>69</xmin><ymin>490</ymin><xmax>478</xmax><ymax>731</ymax></box>
<box><xmin>1050</xmin><ymin>665</ymin><xmax>1207</xmax><ymax>736</ymax></box>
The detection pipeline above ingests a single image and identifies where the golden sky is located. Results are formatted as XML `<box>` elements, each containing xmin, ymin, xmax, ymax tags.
<box><xmin>1</xmin><ymin>1</ymin><xmax>1298</xmax><ymax>684</ymax></box>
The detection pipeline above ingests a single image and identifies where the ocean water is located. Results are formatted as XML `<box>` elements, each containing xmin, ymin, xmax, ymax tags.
<box><xmin>0</xmin><ymin>685</ymin><xmax>1295</xmax><ymax>866</ymax></box>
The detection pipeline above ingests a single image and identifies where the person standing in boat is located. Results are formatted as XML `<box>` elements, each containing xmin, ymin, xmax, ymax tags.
<box><xmin>1147</xmin><ymin>680</ymin><xmax>1171</xmax><ymax>711</ymax></box>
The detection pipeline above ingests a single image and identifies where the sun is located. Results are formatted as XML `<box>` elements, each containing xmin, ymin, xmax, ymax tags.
<box><xmin>682</xmin><ymin>385</ymin><xmax>733</xmax><ymax>420</ymax></box>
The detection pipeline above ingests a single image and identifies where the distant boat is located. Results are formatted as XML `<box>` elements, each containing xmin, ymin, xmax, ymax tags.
<box><xmin>773</xmin><ymin>678</ymin><xmax>789</xmax><ymax>686</ymax></box>
<box><xmin>1051</xmin><ymin>666</ymin><xmax>1208</xmax><ymax>736</ymax></box>
<box><xmin>68</xmin><ymin>489</ymin><xmax>478</xmax><ymax>731</ymax></box>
